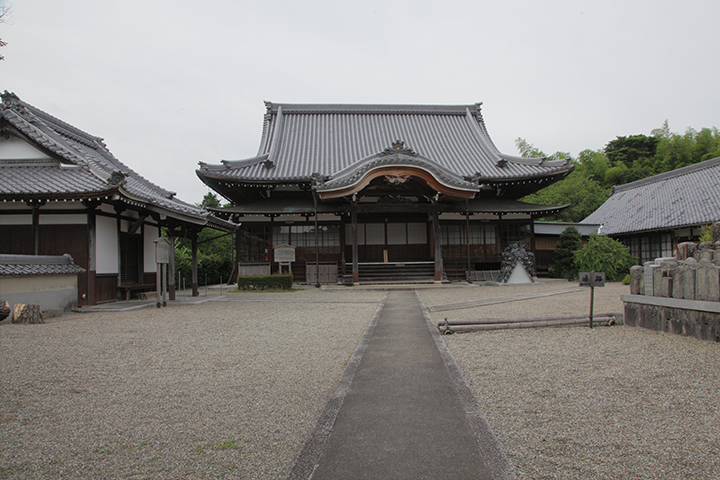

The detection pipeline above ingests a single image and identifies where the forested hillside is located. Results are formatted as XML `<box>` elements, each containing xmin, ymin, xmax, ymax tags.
<box><xmin>520</xmin><ymin>122</ymin><xmax>720</xmax><ymax>222</ymax></box>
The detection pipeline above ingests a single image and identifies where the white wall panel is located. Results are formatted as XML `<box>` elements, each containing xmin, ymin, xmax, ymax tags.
<box><xmin>0</xmin><ymin>137</ymin><xmax>52</xmax><ymax>159</ymax></box>
<box><xmin>96</xmin><ymin>215</ymin><xmax>118</xmax><ymax>274</ymax></box>
<box><xmin>144</xmin><ymin>225</ymin><xmax>159</xmax><ymax>273</ymax></box>
<box><xmin>39</xmin><ymin>214</ymin><xmax>87</xmax><ymax>225</ymax></box>
<box><xmin>0</xmin><ymin>214</ymin><xmax>32</xmax><ymax>225</ymax></box>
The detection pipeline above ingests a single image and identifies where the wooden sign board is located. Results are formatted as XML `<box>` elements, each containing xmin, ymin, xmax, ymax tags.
<box><xmin>154</xmin><ymin>237</ymin><xmax>172</xmax><ymax>264</ymax></box>
<box><xmin>274</xmin><ymin>245</ymin><xmax>296</xmax><ymax>263</ymax></box>
<box><xmin>579</xmin><ymin>271</ymin><xmax>605</xmax><ymax>287</ymax></box>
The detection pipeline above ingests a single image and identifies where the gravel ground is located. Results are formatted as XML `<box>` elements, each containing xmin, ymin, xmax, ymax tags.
<box><xmin>3</xmin><ymin>281</ymin><xmax>720</xmax><ymax>479</ymax></box>
<box><xmin>419</xmin><ymin>281</ymin><xmax>720</xmax><ymax>479</ymax></box>
<box><xmin>0</xmin><ymin>287</ymin><xmax>383</xmax><ymax>479</ymax></box>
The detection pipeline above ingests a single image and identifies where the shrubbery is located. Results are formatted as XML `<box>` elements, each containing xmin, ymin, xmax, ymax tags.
<box><xmin>573</xmin><ymin>234</ymin><xmax>637</xmax><ymax>282</ymax></box>
<box><xmin>237</xmin><ymin>274</ymin><xmax>293</xmax><ymax>291</ymax></box>
<box><xmin>174</xmin><ymin>245</ymin><xmax>232</xmax><ymax>287</ymax></box>
<box><xmin>549</xmin><ymin>227</ymin><xmax>582</xmax><ymax>279</ymax></box>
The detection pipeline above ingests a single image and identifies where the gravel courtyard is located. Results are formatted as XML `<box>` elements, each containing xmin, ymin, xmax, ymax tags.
<box><xmin>2</xmin><ymin>281</ymin><xmax>719</xmax><ymax>479</ymax></box>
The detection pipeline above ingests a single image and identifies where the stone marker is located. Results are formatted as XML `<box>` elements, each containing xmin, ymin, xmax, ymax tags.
<box><xmin>630</xmin><ymin>265</ymin><xmax>644</xmax><ymax>295</ymax></box>
<box><xmin>676</xmin><ymin>242</ymin><xmax>697</xmax><ymax>261</ymax></box>
<box><xmin>672</xmin><ymin>265</ymin><xmax>686</xmax><ymax>299</ymax></box>
<box><xmin>696</xmin><ymin>262</ymin><xmax>709</xmax><ymax>301</ymax></box>
<box><xmin>708</xmin><ymin>264</ymin><xmax>720</xmax><ymax>302</ymax></box>
<box><xmin>683</xmin><ymin>263</ymin><xmax>696</xmax><ymax>300</ymax></box>
<box><xmin>644</xmin><ymin>262</ymin><xmax>657</xmax><ymax>296</ymax></box>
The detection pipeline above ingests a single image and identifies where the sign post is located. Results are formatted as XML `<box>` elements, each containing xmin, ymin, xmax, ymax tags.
<box><xmin>155</xmin><ymin>237</ymin><xmax>172</xmax><ymax>308</ymax></box>
<box><xmin>274</xmin><ymin>245</ymin><xmax>296</xmax><ymax>275</ymax></box>
<box><xmin>579</xmin><ymin>271</ymin><xmax>605</xmax><ymax>328</ymax></box>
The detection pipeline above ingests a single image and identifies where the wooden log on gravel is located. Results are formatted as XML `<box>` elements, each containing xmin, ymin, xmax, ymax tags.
<box><xmin>438</xmin><ymin>315</ymin><xmax>616</xmax><ymax>334</ymax></box>
<box><xmin>439</xmin><ymin>314</ymin><xmax>619</xmax><ymax>326</ymax></box>
<box><xmin>0</xmin><ymin>300</ymin><xmax>10</xmax><ymax>321</ymax></box>
<box><xmin>12</xmin><ymin>304</ymin><xmax>45</xmax><ymax>324</ymax></box>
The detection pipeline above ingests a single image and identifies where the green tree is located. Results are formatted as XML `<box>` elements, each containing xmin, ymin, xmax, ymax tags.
<box><xmin>516</xmin><ymin>139</ymin><xmax>610</xmax><ymax>222</ymax></box>
<box><xmin>170</xmin><ymin>192</ymin><xmax>234</xmax><ymax>286</ymax></box>
<box><xmin>654</xmin><ymin>126</ymin><xmax>720</xmax><ymax>173</ymax></box>
<box><xmin>515</xmin><ymin>137</ymin><xmax>568</xmax><ymax>161</ymax></box>
<box><xmin>200</xmin><ymin>192</ymin><xmax>221</xmax><ymax>208</ymax></box>
<box><xmin>522</xmin><ymin>172</ymin><xmax>609</xmax><ymax>222</ymax></box>
<box><xmin>549</xmin><ymin>227</ymin><xmax>581</xmax><ymax>279</ymax></box>
<box><xmin>573</xmin><ymin>234</ymin><xmax>637</xmax><ymax>282</ymax></box>
<box><xmin>575</xmin><ymin>149</ymin><xmax>611</xmax><ymax>186</ymax></box>
<box><xmin>604</xmin><ymin>134</ymin><xmax>659</xmax><ymax>168</ymax></box>
<box><xmin>173</xmin><ymin>228</ymin><xmax>234</xmax><ymax>286</ymax></box>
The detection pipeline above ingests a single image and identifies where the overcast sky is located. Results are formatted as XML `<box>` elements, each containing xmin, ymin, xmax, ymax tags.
<box><xmin>2</xmin><ymin>0</ymin><xmax>718</xmax><ymax>204</ymax></box>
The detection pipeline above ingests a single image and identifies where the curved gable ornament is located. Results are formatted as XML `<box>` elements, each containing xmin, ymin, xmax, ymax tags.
<box><xmin>315</xmin><ymin>141</ymin><xmax>479</xmax><ymax>201</ymax></box>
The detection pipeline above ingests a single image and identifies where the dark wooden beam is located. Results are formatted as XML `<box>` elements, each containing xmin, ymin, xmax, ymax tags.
<box><xmin>128</xmin><ymin>215</ymin><xmax>147</xmax><ymax>235</ymax></box>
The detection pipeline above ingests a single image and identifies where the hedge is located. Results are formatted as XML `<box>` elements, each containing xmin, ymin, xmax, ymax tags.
<box><xmin>237</xmin><ymin>274</ymin><xmax>293</xmax><ymax>291</ymax></box>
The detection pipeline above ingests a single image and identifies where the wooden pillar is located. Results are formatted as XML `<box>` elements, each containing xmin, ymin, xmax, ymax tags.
<box><xmin>432</xmin><ymin>207</ymin><xmax>443</xmax><ymax>282</ymax></box>
<box><xmin>529</xmin><ymin>216</ymin><xmax>537</xmax><ymax>273</ymax></box>
<box><xmin>86</xmin><ymin>204</ymin><xmax>97</xmax><ymax>305</ymax></box>
<box><xmin>115</xmin><ymin>205</ymin><xmax>125</xmax><ymax>297</ymax></box>
<box><xmin>465</xmin><ymin>200</ymin><xmax>471</xmax><ymax>276</ymax></box>
<box><xmin>313</xmin><ymin>192</ymin><xmax>320</xmax><ymax>287</ymax></box>
<box><xmin>351</xmin><ymin>204</ymin><xmax>359</xmax><ymax>284</ymax></box>
<box><xmin>168</xmin><ymin>233</ymin><xmax>176</xmax><ymax>301</ymax></box>
<box><xmin>26</xmin><ymin>200</ymin><xmax>45</xmax><ymax>255</ymax></box>
<box><xmin>190</xmin><ymin>229</ymin><xmax>199</xmax><ymax>297</ymax></box>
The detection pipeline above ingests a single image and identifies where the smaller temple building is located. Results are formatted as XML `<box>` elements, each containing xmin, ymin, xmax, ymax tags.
<box><xmin>582</xmin><ymin>157</ymin><xmax>720</xmax><ymax>264</ymax></box>
<box><xmin>0</xmin><ymin>91</ymin><xmax>236</xmax><ymax>305</ymax></box>
<box><xmin>198</xmin><ymin>102</ymin><xmax>573</xmax><ymax>283</ymax></box>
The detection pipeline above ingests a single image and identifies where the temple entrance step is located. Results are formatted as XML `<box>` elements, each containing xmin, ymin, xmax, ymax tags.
<box><xmin>358</xmin><ymin>262</ymin><xmax>435</xmax><ymax>284</ymax></box>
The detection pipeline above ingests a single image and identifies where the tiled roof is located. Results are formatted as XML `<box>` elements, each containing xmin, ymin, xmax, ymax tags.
<box><xmin>582</xmin><ymin>157</ymin><xmax>720</xmax><ymax>235</ymax></box>
<box><xmin>0</xmin><ymin>254</ymin><xmax>86</xmax><ymax>276</ymax></box>
<box><xmin>197</xmin><ymin>102</ymin><xmax>572</xmax><ymax>185</ymax></box>
<box><xmin>0</xmin><ymin>91</ymin><xmax>236</xmax><ymax>231</ymax></box>
<box><xmin>0</xmin><ymin>160</ymin><xmax>112</xmax><ymax>196</ymax></box>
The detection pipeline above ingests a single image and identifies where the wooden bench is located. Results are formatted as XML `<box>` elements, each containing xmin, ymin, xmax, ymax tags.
<box><xmin>117</xmin><ymin>284</ymin><xmax>156</xmax><ymax>301</ymax></box>
<box><xmin>137</xmin><ymin>291</ymin><xmax>158</xmax><ymax>301</ymax></box>
<box><xmin>465</xmin><ymin>270</ymin><xmax>500</xmax><ymax>282</ymax></box>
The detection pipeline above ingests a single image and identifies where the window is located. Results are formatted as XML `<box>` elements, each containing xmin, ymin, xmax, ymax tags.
<box><xmin>274</xmin><ymin>225</ymin><xmax>340</xmax><ymax>247</ymax></box>
<box><xmin>441</xmin><ymin>223</ymin><xmax>497</xmax><ymax>246</ymax></box>
<box><xmin>238</xmin><ymin>225</ymin><xmax>268</xmax><ymax>262</ymax></box>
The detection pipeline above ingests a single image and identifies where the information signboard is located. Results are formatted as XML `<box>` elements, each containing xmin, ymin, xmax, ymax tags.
<box><xmin>579</xmin><ymin>271</ymin><xmax>605</xmax><ymax>287</ymax></box>
<box><xmin>274</xmin><ymin>245</ymin><xmax>296</xmax><ymax>263</ymax></box>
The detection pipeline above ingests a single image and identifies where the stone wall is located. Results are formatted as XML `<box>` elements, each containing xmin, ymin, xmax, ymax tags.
<box><xmin>623</xmin><ymin>227</ymin><xmax>720</xmax><ymax>342</ymax></box>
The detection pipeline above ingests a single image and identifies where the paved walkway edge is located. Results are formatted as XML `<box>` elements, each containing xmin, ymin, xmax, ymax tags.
<box><xmin>287</xmin><ymin>293</ymin><xmax>389</xmax><ymax>480</ymax></box>
<box><xmin>415</xmin><ymin>291</ymin><xmax>517</xmax><ymax>480</ymax></box>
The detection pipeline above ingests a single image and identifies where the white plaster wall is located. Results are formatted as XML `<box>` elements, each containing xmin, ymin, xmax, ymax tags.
<box><xmin>39</xmin><ymin>214</ymin><xmax>87</xmax><ymax>225</ymax></box>
<box><xmin>99</xmin><ymin>203</ymin><xmax>116</xmax><ymax>214</ymax></box>
<box><xmin>0</xmin><ymin>136</ymin><xmax>52</xmax><ymax>159</ymax></box>
<box><xmin>144</xmin><ymin>225</ymin><xmax>159</xmax><ymax>273</ymax></box>
<box><xmin>41</xmin><ymin>201</ymin><xmax>85</xmax><ymax>211</ymax></box>
<box><xmin>0</xmin><ymin>274</ymin><xmax>76</xmax><ymax>293</ymax></box>
<box><xmin>0</xmin><ymin>275</ymin><xmax>79</xmax><ymax>312</ymax></box>
<box><xmin>0</xmin><ymin>203</ymin><xmax>30</xmax><ymax>213</ymax></box>
<box><xmin>0</xmin><ymin>214</ymin><xmax>32</xmax><ymax>225</ymax></box>
<box><xmin>96</xmin><ymin>215</ymin><xmax>118</xmax><ymax>274</ymax></box>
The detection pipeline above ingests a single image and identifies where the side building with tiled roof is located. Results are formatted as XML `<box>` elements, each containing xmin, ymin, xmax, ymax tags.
<box><xmin>0</xmin><ymin>91</ymin><xmax>237</xmax><ymax>305</ymax></box>
<box><xmin>197</xmin><ymin>101</ymin><xmax>574</xmax><ymax>283</ymax></box>
<box><xmin>582</xmin><ymin>157</ymin><xmax>720</xmax><ymax>263</ymax></box>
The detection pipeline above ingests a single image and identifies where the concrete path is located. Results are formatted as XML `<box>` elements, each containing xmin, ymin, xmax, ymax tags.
<box><xmin>290</xmin><ymin>290</ymin><xmax>513</xmax><ymax>480</ymax></box>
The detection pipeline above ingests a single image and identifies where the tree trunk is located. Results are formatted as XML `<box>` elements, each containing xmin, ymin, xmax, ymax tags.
<box><xmin>12</xmin><ymin>304</ymin><xmax>44</xmax><ymax>324</ymax></box>
<box><xmin>0</xmin><ymin>300</ymin><xmax>10</xmax><ymax>321</ymax></box>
